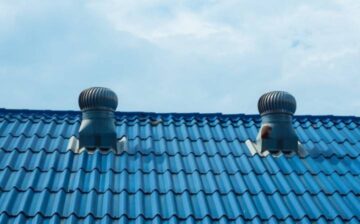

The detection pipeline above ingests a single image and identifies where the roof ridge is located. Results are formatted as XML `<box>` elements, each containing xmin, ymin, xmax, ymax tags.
<box><xmin>1</xmin><ymin>108</ymin><xmax>359</xmax><ymax>119</ymax></box>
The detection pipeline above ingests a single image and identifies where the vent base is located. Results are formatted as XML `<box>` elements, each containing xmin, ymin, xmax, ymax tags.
<box><xmin>68</xmin><ymin>135</ymin><xmax>127</xmax><ymax>154</ymax></box>
<box><xmin>246</xmin><ymin>140</ymin><xmax>308</xmax><ymax>157</ymax></box>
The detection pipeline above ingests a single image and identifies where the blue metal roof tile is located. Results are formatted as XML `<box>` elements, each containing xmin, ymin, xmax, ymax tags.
<box><xmin>0</xmin><ymin>110</ymin><xmax>360</xmax><ymax>223</ymax></box>
<box><xmin>3</xmin><ymin>167</ymin><xmax>359</xmax><ymax>195</ymax></box>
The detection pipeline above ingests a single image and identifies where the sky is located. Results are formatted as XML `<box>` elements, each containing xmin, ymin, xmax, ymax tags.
<box><xmin>0</xmin><ymin>1</ymin><xmax>359</xmax><ymax>115</ymax></box>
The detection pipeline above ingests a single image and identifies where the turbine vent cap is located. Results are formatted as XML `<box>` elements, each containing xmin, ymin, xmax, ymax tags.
<box><xmin>258</xmin><ymin>91</ymin><xmax>296</xmax><ymax>116</ymax></box>
<box><xmin>79</xmin><ymin>87</ymin><xmax>118</xmax><ymax>111</ymax></box>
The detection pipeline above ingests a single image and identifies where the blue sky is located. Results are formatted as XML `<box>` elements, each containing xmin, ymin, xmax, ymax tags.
<box><xmin>0</xmin><ymin>1</ymin><xmax>359</xmax><ymax>115</ymax></box>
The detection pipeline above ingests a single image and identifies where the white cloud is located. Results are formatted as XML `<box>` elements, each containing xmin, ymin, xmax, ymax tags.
<box><xmin>87</xmin><ymin>1</ymin><xmax>254</xmax><ymax>55</ymax></box>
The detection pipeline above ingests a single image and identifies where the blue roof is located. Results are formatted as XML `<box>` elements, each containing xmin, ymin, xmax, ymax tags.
<box><xmin>0</xmin><ymin>108</ymin><xmax>359</xmax><ymax>223</ymax></box>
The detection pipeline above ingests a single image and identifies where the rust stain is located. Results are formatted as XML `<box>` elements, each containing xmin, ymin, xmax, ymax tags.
<box><xmin>261</xmin><ymin>125</ymin><xmax>272</xmax><ymax>139</ymax></box>
<box><xmin>151</xmin><ymin>119</ymin><xmax>163</xmax><ymax>126</ymax></box>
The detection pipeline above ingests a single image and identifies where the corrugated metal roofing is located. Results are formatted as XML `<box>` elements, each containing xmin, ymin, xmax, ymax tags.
<box><xmin>0</xmin><ymin>108</ymin><xmax>359</xmax><ymax>223</ymax></box>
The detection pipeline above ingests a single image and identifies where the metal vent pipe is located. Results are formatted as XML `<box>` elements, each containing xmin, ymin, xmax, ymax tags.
<box><xmin>78</xmin><ymin>87</ymin><xmax>118</xmax><ymax>151</ymax></box>
<box><xmin>256</xmin><ymin>91</ymin><xmax>298</xmax><ymax>153</ymax></box>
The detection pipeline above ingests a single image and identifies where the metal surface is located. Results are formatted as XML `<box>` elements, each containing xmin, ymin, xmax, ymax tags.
<box><xmin>79</xmin><ymin>87</ymin><xmax>118</xmax><ymax>111</ymax></box>
<box><xmin>0</xmin><ymin>109</ymin><xmax>359</xmax><ymax>223</ymax></box>
<box><xmin>257</xmin><ymin>91</ymin><xmax>299</xmax><ymax>153</ymax></box>
<box><xmin>78</xmin><ymin>87</ymin><xmax>118</xmax><ymax>152</ymax></box>
<box><xmin>258</xmin><ymin>91</ymin><xmax>296</xmax><ymax>116</ymax></box>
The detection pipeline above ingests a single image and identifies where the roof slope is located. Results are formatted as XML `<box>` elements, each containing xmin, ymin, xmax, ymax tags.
<box><xmin>0</xmin><ymin>109</ymin><xmax>359</xmax><ymax>224</ymax></box>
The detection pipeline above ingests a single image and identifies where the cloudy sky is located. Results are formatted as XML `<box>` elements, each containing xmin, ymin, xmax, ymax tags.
<box><xmin>0</xmin><ymin>1</ymin><xmax>359</xmax><ymax>115</ymax></box>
